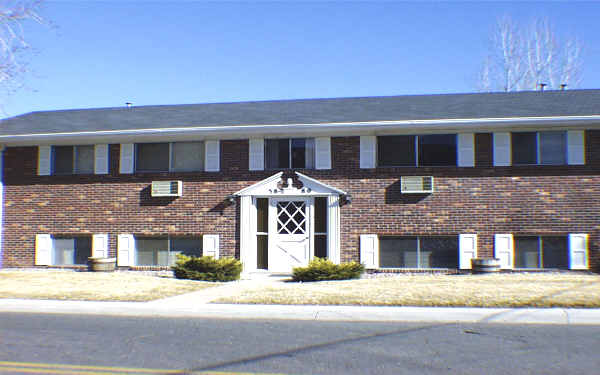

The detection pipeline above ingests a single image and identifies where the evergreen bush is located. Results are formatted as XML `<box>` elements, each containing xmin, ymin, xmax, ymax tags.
<box><xmin>172</xmin><ymin>255</ymin><xmax>242</xmax><ymax>282</ymax></box>
<box><xmin>292</xmin><ymin>258</ymin><xmax>365</xmax><ymax>282</ymax></box>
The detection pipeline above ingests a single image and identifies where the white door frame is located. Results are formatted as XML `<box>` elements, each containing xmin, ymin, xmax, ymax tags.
<box><xmin>236</xmin><ymin>172</ymin><xmax>345</xmax><ymax>273</ymax></box>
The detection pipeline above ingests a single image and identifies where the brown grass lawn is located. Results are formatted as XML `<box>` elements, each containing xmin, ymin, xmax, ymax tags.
<box><xmin>216</xmin><ymin>273</ymin><xmax>600</xmax><ymax>308</ymax></box>
<box><xmin>0</xmin><ymin>270</ymin><xmax>216</xmax><ymax>302</ymax></box>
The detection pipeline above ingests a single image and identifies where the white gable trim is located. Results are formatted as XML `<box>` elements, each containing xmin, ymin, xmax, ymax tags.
<box><xmin>234</xmin><ymin>172</ymin><xmax>284</xmax><ymax>196</ymax></box>
<box><xmin>234</xmin><ymin>171</ymin><xmax>346</xmax><ymax>197</ymax></box>
<box><xmin>295</xmin><ymin>172</ymin><xmax>346</xmax><ymax>195</ymax></box>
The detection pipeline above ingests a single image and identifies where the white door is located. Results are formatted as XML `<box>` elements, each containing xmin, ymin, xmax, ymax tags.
<box><xmin>269</xmin><ymin>198</ymin><xmax>311</xmax><ymax>273</ymax></box>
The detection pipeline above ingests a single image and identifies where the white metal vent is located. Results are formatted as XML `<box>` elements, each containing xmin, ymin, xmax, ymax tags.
<box><xmin>151</xmin><ymin>181</ymin><xmax>182</xmax><ymax>197</ymax></box>
<box><xmin>401</xmin><ymin>176</ymin><xmax>434</xmax><ymax>194</ymax></box>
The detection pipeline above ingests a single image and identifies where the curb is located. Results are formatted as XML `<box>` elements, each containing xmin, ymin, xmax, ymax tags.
<box><xmin>1</xmin><ymin>299</ymin><xmax>600</xmax><ymax>325</ymax></box>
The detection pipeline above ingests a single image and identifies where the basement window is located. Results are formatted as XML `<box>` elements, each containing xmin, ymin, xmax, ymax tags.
<box><xmin>379</xmin><ymin>236</ymin><xmax>458</xmax><ymax>268</ymax></box>
<box><xmin>514</xmin><ymin>236</ymin><xmax>568</xmax><ymax>269</ymax></box>
<box><xmin>265</xmin><ymin>138</ymin><xmax>315</xmax><ymax>169</ymax></box>
<box><xmin>135</xmin><ymin>236</ymin><xmax>202</xmax><ymax>266</ymax></box>
<box><xmin>52</xmin><ymin>145</ymin><xmax>94</xmax><ymax>174</ymax></box>
<box><xmin>53</xmin><ymin>236</ymin><xmax>92</xmax><ymax>265</ymax></box>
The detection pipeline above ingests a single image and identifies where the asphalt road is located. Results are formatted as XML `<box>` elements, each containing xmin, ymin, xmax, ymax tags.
<box><xmin>0</xmin><ymin>312</ymin><xmax>598</xmax><ymax>375</ymax></box>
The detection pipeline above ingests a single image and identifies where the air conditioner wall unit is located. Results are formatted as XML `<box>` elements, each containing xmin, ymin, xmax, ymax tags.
<box><xmin>401</xmin><ymin>176</ymin><xmax>434</xmax><ymax>194</ymax></box>
<box><xmin>151</xmin><ymin>181</ymin><xmax>183</xmax><ymax>197</ymax></box>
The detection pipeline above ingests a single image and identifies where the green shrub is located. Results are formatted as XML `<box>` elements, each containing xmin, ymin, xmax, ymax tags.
<box><xmin>172</xmin><ymin>255</ymin><xmax>242</xmax><ymax>282</ymax></box>
<box><xmin>292</xmin><ymin>258</ymin><xmax>365</xmax><ymax>282</ymax></box>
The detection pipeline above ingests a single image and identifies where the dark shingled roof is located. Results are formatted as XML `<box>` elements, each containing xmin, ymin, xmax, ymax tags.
<box><xmin>1</xmin><ymin>89</ymin><xmax>600</xmax><ymax>136</ymax></box>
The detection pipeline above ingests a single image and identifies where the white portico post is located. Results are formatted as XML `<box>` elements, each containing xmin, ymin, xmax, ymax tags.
<box><xmin>0</xmin><ymin>146</ymin><xmax>4</xmax><ymax>268</ymax></box>
<box><xmin>239</xmin><ymin>195</ymin><xmax>256</xmax><ymax>273</ymax></box>
<box><xmin>327</xmin><ymin>194</ymin><xmax>341</xmax><ymax>264</ymax></box>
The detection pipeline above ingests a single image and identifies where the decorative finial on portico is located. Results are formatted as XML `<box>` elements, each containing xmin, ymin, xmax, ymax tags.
<box><xmin>287</xmin><ymin>178</ymin><xmax>294</xmax><ymax>189</ymax></box>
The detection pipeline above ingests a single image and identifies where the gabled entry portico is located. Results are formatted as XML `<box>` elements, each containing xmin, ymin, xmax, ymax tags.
<box><xmin>235</xmin><ymin>172</ymin><xmax>345</xmax><ymax>273</ymax></box>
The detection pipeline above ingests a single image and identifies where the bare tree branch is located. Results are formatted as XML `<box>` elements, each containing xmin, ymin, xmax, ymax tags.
<box><xmin>0</xmin><ymin>0</ymin><xmax>44</xmax><ymax>98</ymax></box>
<box><xmin>478</xmin><ymin>16</ymin><xmax>583</xmax><ymax>92</ymax></box>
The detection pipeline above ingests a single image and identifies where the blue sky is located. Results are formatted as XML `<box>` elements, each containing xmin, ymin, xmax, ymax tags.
<box><xmin>3</xmin><ymin>0</ymin><xmax>600</xmax><ymax>117</ymax></box>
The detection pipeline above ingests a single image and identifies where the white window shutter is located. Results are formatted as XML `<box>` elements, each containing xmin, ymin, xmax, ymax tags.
<box><xmin>204</xmin><ymin>140</ymin><xmax>220</xmax><ymax>172</ymax></box>
<box><xmin>494</xmin><ymin>234</ymin><xmax>514</xmax><ymax>269</ymax></box>
<box><xmin>94</xmin><ymin>144</ymin><xmax>109</xmax><ymax>174</ymax></box>
<box><xmin>92</xmin><ymin>234</ymin><xmax>109</xmax><ymax>258</ymax></box>
<box><xmin>248</xmin><ymin>138</ymin><xmax>264</xmax><ymax>171</ymax></box>
<box><xmin>457</xmin><ymin>133</ymin><xmax>475</xmax><ymax>167</ymax></box>
<box><xmin>568</xmin><ymin>233</ymin><xmax>589</xmax><ymax>269</ymax></box>
<box><xmin>119</xmin><ymin>144</ymin><xmax>134</xmax><ymax>174</ymax></box>
<box><xmin>117</xmin><ymin>234</ymin><xmax>135</xmax><ymax>267</ymax></box>
<box><xmin>493</xmin><ymin>133</ymin><xmax>511</xmax><ymax>166</ymax></box>
<box><xmin>360</xmin><ymin>136</ymin><xmax>376</xmax><ymax>169</ymax></box>
<box><xmin>360</xmin><ymin>234</ymin><xmax>379</xmax><ymax>269</ymax></box>
<box><xmin>38</xmin><ymin>146</ymin><xmax>51</xmax><ymax>176</ymax></box>
<box><xmin>35</xmin><ymin>234</ymin><xmax>52</xmax><ymax>265</ymax></box>
<box><xmin>459</xmin><ymin>234</ymin><xmax>477</xmax><ymax>269</ymax></box>
<box><xmin>203</xmin><ymin>234</ymin><xmax>220</xmax><ymax>259</ymax></box>
<box><xmin>315</xmin><ymin>137</ymin><xmax>332</xmax><ymax>170</ymax></box>
<box><xmin>567</xmin><ymin>130</ymin><xmax>585</xmax><ymax>165</ymax></box>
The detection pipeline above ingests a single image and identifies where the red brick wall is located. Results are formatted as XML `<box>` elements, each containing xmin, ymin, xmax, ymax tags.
<box><xmin>2</xmin><ymin>132</ymin><xmax>599</xmax><ymax>272</ymax></box>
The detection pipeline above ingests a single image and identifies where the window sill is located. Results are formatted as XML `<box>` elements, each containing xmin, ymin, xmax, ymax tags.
<box><xmin>134</xmin><ymin>170</ymin><xmax>204</xmax><ymax>175</ymax></box>
<box><xmin>264</xmin><ymin>168</ymin><xmax>315</xmax><ymax>171</ymax></box>
<box><xmin>374</xmin><ymin>267</ymin><xmax>459</xmax><ymax>272</ymax></box>
<box><xmin>130</xmin><ymin>265</ymin><xmax>172</xmax><ymax>271</ymax></box>
<box><xmin>51</xmin><ymin>173</ymin><xmax>95</xmax><ymax>176</ymax></box>
<box><xmin>511</xmin><ymin>267</ymin><xmax>573</xmax><ymax>271</ymax></box>
<box><xmin>511</xmin><ymin>164</ymin><xmax>568</xmax><ymax>167</ymax></box>
<box><xmin>43</xmin><ymin>265</ymin><xmax>88</xmax><ymax>270</ymax></box>
<box><xmin>372</xmin><ymin>267</ymin><xmax>459</xmax><ymax>274</ymax></box>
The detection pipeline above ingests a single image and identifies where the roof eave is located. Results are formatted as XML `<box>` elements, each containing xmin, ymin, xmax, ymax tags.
<box><xmin>0</xmin><ymin>115</ymin><xmax>598</xmax><ymax>146</ymax></box>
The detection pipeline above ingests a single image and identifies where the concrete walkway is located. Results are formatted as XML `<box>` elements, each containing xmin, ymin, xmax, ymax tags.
<box><xmin>148</xmin><ymin>273</ymin><xmax>289</xmax><ymax>306</ymax></box>
<box><xmin>1</xmin><ymin>271</ymin><xmax>600</xmax><ymax>325</ymax></box>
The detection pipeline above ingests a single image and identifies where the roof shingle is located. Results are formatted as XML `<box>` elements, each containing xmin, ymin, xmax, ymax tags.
<box><xmin>1</xmin><ymin>89</ymin><xmax>599</xmax><ymax>136</ymax></box>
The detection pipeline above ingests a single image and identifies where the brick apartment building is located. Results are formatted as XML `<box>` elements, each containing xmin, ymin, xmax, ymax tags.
<box><xmin>0</xmin><ymin>90</ymin><xmax>597</xmax><ymax>273</ymax></box>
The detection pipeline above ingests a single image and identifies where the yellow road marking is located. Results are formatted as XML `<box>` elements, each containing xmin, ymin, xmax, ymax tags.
<box><xmin>0</xmin><ymin>361</ymin><xmax>287</xmax><ymax>375</ymax></box>
<box><xmin>0</xmin><ymin>361</ymin><xmax>181</xmax><ymax>373</ymax></box>
<box><xmin>0</xmin><ymin>366</ymin><xmax>127</xmax><ymax>375</ymax></box>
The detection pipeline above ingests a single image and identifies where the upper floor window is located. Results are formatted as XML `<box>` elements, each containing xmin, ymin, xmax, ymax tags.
<box><xmin>377</xmin><ymin>134</ymin><xmax>457</xmax><ymax>167</ymax></box>
<box><xmin>52</xmin><ymin>145</ymin><xmax>95</xmax><ymax>175</ymax></box>
<box><xmin>265</xmin><ymin>138</ymin><xmax>315</xmax><ymax>169</ymax></box>
<box><xmin>512</xmin><ymin>131</ymin><xmax>566</xmax><ymax>165</ymax></box>
<box><xmin>135</xmin><ymin>142</ymin><xmax>204</xmax><ymax>173</ymax></box>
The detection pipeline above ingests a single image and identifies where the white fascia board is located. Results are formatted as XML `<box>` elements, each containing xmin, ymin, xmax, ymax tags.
<box><xmin>1</xmin><ymin>115</ymin><xmax>600</xmax><ymax>146</ymax></box>
<box><xmin>295</xmin><ymin>172</ymin><xmax>347</xmax><ymax>195</ymax></box>
<box><xmin>233</xmin><ymin>172</ymin><xmax>284</xmax><ymax>196</ymax></box>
